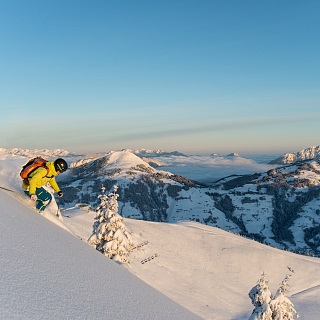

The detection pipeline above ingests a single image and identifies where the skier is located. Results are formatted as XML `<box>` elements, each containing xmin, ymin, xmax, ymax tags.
<box><xmin>22</xmin><ymin>158</ymin><xmax>68</xmax><ymax>212</ymax></box>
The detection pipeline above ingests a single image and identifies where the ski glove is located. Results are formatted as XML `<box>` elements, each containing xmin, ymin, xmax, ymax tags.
<box><xmin>30</xmin><ymin>194</ymin><xmax>37</xmax><ymax>201</ymax></box>
<box><xmin>57</xmin><ymin>191</ymin><xmax>63</xmax><ymax>198</ymax></box>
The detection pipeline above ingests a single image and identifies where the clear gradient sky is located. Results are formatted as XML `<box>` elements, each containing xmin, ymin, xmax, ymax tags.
<box><xmin>1</xmin><ymin>0</ymin><xmax>319</xmax><ymax>155</ymax></box>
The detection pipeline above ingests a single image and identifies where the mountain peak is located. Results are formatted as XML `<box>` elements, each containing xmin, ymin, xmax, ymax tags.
<box><xmin>269</xmin><ymin>145</ymin><xmax>320</xmax><ymax>164</ymax></box>
<box><xmin>226</xmin><ymin>152</ymin><xmax>240</xmax><ymax>157</ymax></box>
<box><xmin>108</xmin><ymin>150</ymin><xmax>151</xmax><ymax>169</ymax></box>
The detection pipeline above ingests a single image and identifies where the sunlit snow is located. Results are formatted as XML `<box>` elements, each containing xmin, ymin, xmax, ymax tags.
<box><xmin>0</xmin><ymin>151</ymin><xmax>319</xmax><ymax>319</ymax></box>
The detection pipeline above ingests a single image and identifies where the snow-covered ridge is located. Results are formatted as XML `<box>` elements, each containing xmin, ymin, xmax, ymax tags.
<box><xmin>69</xmin><ymin>155</ymin><xmax>107</xmax><ymax>168</ymax></box>
<box><xmin>0</xmin><ymin>147</ymin><xmax>71</xmax><ymax>158</ymax></box>
<box><xmin>107</xmin><ymin>150</ymin><xmax>154</xmax><ymax>169</ymax></box>
<box><xmin>131</xmin><ymin>148</ymin><xmax>186</xmax><ymax>157</ymax></box>
<box><xmin>270</xmin><ymin>145</ymin><xmax>320</xmax><ymax>164</ymax></box>
<box><xmin>210</xmin><ymin>152</ymin><xmax>240</xmax><ymax>157</ymax></box>
<box><xmin>140</xmin><ymin>157</ymin><xmax>163</xmax><ymax>167</ymax></box>
<box><xmin>226</xmin><ymin>152</ymin><xmax>240</xmax><ymax>157</ymax></box>
<box><xmin>70</xmin><ymin>150</ymin><xmax>165</xmax><ymax>170</ymax></box>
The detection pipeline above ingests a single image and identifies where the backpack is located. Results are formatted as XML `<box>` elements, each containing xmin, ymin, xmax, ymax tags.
<box><xmin>20</xmin><ymin>157</ymin><xmax>49</xmax><ymax>185</ymax></box>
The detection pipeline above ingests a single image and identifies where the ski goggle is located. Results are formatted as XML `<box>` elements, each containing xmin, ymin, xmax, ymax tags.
<box><xmin>56</xmin><ymin>163</ymin><xmax>67</xmax><ymax>172</ymax></box>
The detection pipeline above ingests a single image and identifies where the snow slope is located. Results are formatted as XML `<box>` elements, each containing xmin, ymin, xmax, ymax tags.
<box><xmin>1</xmin><ymin>154</ymin><xmax>320</xmax><ymax>319</ymax></box>
<box><xmin>62</xmin><ymin>209</ymin><xmax>320</xmax><ymax>320</ymax></box>
<box><xmin>0</xmin><ymin>190</ymin><xmax>200</xmax><ymax>320</ymax></box>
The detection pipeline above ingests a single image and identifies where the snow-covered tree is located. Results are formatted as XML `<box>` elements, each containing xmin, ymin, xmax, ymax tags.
<box><xmin>249</xmin><ymin>270</ymin><xmax>299</xmax><ymax>320</ymax></box>
<box><xmin>249</xmin><ymin>272</ymin><xmax>273</xmax><ymax>320</ymax></box>
<box><xmin>90</xmin><ymin>185</ymin><xmax>108</xmax><ymax>236</ymax></box>
<box><xmin>270</xmin><ymin>274</ymin><xmax>299</xmax><ymax>320</ymax></box>
<box><xmin>88</xmin><ymin>185</ymin><xmax>135</xmax><ymax>263</ymax></box>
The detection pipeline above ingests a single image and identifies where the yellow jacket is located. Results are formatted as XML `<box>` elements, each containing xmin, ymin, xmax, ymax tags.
<box><xmin>22</xmin><ymin>161</ymin><xmax>61</xmax><ymax>195</ymax></box>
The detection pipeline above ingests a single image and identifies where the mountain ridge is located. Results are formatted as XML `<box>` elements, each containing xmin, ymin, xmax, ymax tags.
<box><xmin>2</xmin><ymin>146</ymin><xmax>320</xmax><ymax>256</ymax></box>
<box><xmin>56</xmin><ymin>149</ymin><xmax>320</xmax><ymax>257</ymax></box>
<box><xmin>269</xmin><ymin>145</ymin><xmax>320</xmax><ymax>165</ymax></box>
<box><xmin>0</xmin><ymin>147</ymin><xmax>71</xmax><ymax>158</ymax></box>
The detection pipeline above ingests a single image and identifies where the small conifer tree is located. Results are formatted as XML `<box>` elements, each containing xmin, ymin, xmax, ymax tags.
<box><xmin>249</xmin><ymin>270</ymin><xmax>299</xmax><ymax>320</ymax></box>
<box><xmin>248</xmin><ymin>272</ymin><xmax>273</xmax><ymax>320</ymax></box>
<box><xmin>270</xmin><ymin>274</ymin><xmax>299</xmax><ymax>320</ymax></box>
<box><xmin>88</xmin><ymin>185</ymin><xmax>135</xmax><ymax>263</ymax></box>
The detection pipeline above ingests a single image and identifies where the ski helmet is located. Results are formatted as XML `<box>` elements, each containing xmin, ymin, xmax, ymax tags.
<box><xmin>54</xmin><ymin>158</ymin><xmax>68</xmax><ymax>172</ymax></box>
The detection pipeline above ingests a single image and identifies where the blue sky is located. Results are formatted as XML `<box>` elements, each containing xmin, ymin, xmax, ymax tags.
<box><xmin>1</xmin><ymin>0</ymin><xmax>319</xmax><ymax>155</ymax></box>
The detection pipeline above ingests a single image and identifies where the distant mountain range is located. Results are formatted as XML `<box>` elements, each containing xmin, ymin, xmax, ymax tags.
<box><xmin>0</xmin><ymin>147</ymin><xmax>186</xmax><ymax>160</ymax></box>
<box><xmin>131</xmin><ymin>148</ymin><xmax>186</xmax><ymax>157</ymax></box>
<box><xmin>2</xmin><ymin>145</ymin><xmax>320</xmax><ymax>165</ymax></box>
<box><xmin>0</xmin><ymin>148</ymin><xmax>71</xmax><ymax>158</ymax></box>
<box><xmin>269</xmin><ymin>145</ymin><xmax>320</xmax><ymax>164</ymax></box>
<box><xmin>211</xmin><ymin>152</ymin><xmax>240</xmax><ymax>157</ymax></box>
<box><xmin>2</xmin><ymin>145</ymin><xmax>320</xmax><ymax>256</ymax></box>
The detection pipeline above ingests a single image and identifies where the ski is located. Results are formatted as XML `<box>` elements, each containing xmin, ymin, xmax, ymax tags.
<box><xmin>1</xmin><ymin>185</ymin><xmax>62</xmax><ymax>219</ymax></box>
